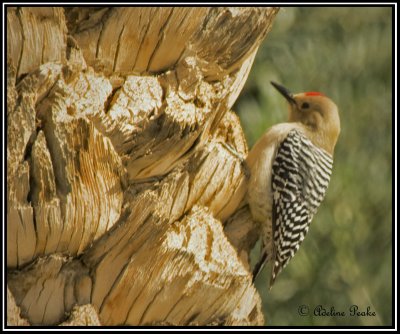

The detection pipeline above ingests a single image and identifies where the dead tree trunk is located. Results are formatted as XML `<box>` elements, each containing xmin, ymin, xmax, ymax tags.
<box><xmin>7</xmin><ymin>7</ymin><xmax>279</xmax><ymax>326</ymax></box>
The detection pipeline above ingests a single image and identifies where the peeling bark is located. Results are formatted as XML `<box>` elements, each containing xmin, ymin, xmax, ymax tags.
<box><xmin>7</xmin><ymin>6</ymin><xmax>279</xmax><ymax>326</ymax></box>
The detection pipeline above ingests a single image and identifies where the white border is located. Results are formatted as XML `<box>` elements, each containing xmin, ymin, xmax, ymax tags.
<box><xmin>2</xmin><ymin>2</ymin><xmax>396</xmax><ymax>331</ymax></box>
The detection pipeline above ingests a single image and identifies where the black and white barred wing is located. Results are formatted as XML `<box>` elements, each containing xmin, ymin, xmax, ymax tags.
<box><xmin>270</xmin><ymin>129</ymin><xmax>333</xmax><ymax>285</ymax></box>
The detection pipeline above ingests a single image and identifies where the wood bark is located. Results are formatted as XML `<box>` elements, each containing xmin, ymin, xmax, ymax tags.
<box><xmin>7</xmin><ymin>7</ymin><xmax>279</xmax><ymax>326</ymax></box>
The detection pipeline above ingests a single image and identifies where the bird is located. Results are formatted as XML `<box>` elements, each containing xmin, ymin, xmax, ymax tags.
<box><xmin>246</xmin><ymin>81</ymin><xmax>340</xmax><ymax>288</ymax></box>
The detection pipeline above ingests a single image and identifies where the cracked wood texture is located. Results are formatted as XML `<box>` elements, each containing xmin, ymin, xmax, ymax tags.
<box><xmin>7</xmin><ymin>7</ymin><xmax>279</xmax><ymax>326</ymax></box>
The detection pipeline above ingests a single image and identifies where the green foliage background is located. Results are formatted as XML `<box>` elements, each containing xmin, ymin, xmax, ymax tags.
<box><xmin>234</xmin><ymin>7</ymin><xmax>393</xmax><ymax>326</ymax></box>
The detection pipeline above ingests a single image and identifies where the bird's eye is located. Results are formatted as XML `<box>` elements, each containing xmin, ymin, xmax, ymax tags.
<box><xmin>301</xmin><ymin>102</ymin><xmax>310</xmax><ymax>109</ymax></box>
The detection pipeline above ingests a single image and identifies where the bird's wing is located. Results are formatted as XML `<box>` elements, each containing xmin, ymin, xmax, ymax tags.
<box><xmin>270</xmin><ymin>129</ymin><xmax>333</xmax><ymax>285</ymax></box>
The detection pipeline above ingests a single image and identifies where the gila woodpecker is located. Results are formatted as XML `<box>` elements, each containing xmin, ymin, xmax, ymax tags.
<box><xmin>247</xmin><ymin>81</ymin><xmax>340</xmax><ymax>287</ymax></box>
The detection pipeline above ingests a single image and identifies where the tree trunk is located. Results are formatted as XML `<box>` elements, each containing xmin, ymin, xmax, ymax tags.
<box><xmin>7</xmin><ymin>7</ymin><xmax>279</xmax><ymax>326</ymax></box>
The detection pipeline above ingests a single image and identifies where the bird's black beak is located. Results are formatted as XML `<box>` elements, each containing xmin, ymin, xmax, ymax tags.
<box><xmin>270</xmin><ymin>81</ymin><xmax>297</xmax><ymax>106</ymax></box>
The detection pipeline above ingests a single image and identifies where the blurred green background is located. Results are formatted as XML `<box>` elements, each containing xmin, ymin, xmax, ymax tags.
<box><xmin>234</xmin><ymin>7</ymin><xmax>393</xmax><ymax>326</ymax></box>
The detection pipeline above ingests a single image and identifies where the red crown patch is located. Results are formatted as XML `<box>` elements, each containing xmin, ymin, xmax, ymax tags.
<box><xmin>305</xmin><ymin>92</ymin><xmax>325</xmax><ymax>97</ymax></box>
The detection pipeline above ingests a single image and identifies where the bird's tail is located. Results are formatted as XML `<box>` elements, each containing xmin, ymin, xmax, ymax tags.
<box><xmin>252</xmin><ymin>251</ymin><xmax>268</xmax><ymax>283</ymax></box>
<box><xmin>269</xmin><ymin>260</ymin><xmax>282</xmax><ymax>289</ymax></box>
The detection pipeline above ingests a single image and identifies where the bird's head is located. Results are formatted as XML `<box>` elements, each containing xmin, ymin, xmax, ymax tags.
<box><xmin>271</xmin><ymin>81</ymin><xmax>341</xmax><ymax>155</ymax></box>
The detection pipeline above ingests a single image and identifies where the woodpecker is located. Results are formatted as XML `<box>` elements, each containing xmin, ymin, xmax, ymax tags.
<box><xmin>247</xmin><ymin>81</ymin><xmax>340</xmax><ymax>287</ymax></box>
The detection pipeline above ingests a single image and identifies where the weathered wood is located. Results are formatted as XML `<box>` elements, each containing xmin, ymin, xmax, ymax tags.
<box><xmin>7</xmin><ymin>6</ymin><xmax>279</xmax><ymax>326</ymax></box>
<box><xmin>7</xmin><ymin>288</ymin><xmax>30</xmax><ymax>326</ymax></box>
<box><xmin>63</xmin><ymin>7</ymin><xmax>275</xmax><ymax>78</ymax></box>
<box><xmin>7</xmin><ymin>7</ymin><xmax>67</xmax><ymax>78</ymax></box>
